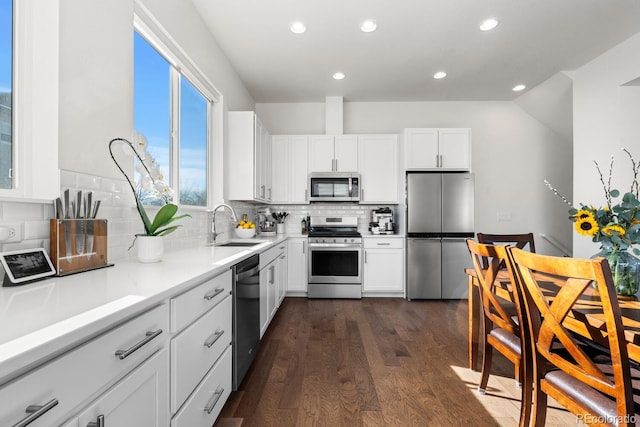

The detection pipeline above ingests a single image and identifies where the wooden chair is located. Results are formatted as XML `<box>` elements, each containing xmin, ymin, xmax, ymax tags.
<box><xmin>477</xmin><ymin>233</ymin><xmax>535</xmax><ymax>270</ymax></box>
<box><xmin>477</xmin><ymin>233</ymin><xmax>535</xmax><ymax>255</ymax></box>
<box><xmin>508</xmin><ymin>247</ymin><xmax>638</xmax><ymax>427</ymax></box>
<box><xmin>466</xmin><ymin>240</ymin><xmax>531</xmax><ymax>426</ymax></box>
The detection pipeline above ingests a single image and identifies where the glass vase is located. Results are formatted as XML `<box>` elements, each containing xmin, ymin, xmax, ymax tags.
<box><xmin>592</xmin><ymin>246</ymin><xmax>640</xmax><ymax>297</ymax></box>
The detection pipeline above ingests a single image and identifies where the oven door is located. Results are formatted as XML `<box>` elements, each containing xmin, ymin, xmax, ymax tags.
<box><xmin>308</xmin><ymin>243</ymin><xmax>362</xmax><ymax>284</ymax></box>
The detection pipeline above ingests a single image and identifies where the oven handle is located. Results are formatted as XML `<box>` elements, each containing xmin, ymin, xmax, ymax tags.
<box><xmin>308</xmin><ymin>243</ymin><xmax>362</xmax><ymax>249</ymax></box>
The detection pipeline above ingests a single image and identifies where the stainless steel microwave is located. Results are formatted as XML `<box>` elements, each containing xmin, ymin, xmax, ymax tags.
<box><xmin>308</xmin><ymin>172</ymin><xmax>360</xmax><ymax>202</ymax></box>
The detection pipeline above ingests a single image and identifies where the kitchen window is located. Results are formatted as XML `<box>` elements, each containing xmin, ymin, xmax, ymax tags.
<box><xmin>134</xmin><ymin>29</ymin><xmax>213</xmax><ymax>207</ymax></box>
<box><xmin>0</xmin><ymin>0</ymin><xmax>13</xmax><ymax>190</ymax></box>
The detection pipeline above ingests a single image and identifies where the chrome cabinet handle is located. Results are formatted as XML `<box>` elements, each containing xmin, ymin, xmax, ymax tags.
<box><xmin>335</xmin><ymin>158</ymin><xmax>338</xmax><ymax>171</ymax></box>
<box><xmin>87</xmin><ymin>415</ymin><xmax>105</xmax><ymax>427</ymax></box>
<box><xmin>364</xmin><ymin>251</ymin><xmax>367</xmax><ymax>264</ymax></box>
<box><xmin>204</xmin><ymin>287</ymin><xmax>225</xmax><ymax>301</ymax></box>
<box><xmin>115</xmin><ymin>329</ymin><xmax>162</xmax><ymax>360</ymax></box>
<box><xmin>13</xmin><ymin>399</ymin><xmax>59</xmax><ymax>427</ymax></box>
<box><xmin>204</xmin><ymin>329</ymin><xmax>224</xmax><ymax>348</ymax></box>
<box><xmin>377</xmin><ymin>242</ymin><xmax>391</xmax><ymax>246</ymax></box>
<box><xmin>203</xmin><ymin>387</ymin><xmax>224</xmax><ymax>414</ymax></box>
<box><xmin>304</xmin><ymin>189</ymin><xmax>308</xmax><ymax>201</ymax></box>
<box><xmin>302</xmin><ymin>241</ymin><xmax>305</xmax><ymax>254</ymax></box>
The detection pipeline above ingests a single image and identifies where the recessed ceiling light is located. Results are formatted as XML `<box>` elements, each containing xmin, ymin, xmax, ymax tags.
<box><xmin>290</xmin><ymin>21</ymin><xmax>306</xmax><ymax>34</ymax></box>
<box><xmin>479</xmin><ymin>18</ymin><xmax>499</xmax><ymax>31</ymax></box>
<box><xmin>333</xmin><ymin>72</ymin><xmax>345</xmax><ymax>80</ymax></box>
<box><xmin>512</xmin><ymin>84</ymin><xmax>526</xmax><ymax>92</ymax></box>
<box><xmin>360</xmin><ymin>20</ymin><xmax>377</xmax><ymax>33</ymax></box>
<box><xmin>433</xmin><ymin>71</ymin><xmax>447</xmax><ymax>79</ymax></box>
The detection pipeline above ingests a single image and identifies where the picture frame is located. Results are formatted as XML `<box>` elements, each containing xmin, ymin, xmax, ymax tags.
<box><xmin>0</xmin><ymin>248</ymin><xmax>57</xmax><ymax>286</ymax></box>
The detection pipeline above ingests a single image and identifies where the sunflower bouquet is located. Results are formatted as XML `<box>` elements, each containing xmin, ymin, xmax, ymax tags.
<box><xmin>545</xmin><ymin>149</ymin><xmax>640</xmax><ymax>295</ymax></box>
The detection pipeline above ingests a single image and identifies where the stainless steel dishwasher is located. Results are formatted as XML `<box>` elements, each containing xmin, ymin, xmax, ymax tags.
<box><xmin>232</xmin><ymin>254</ymin><xmax>260</xmax><ymax>390</ymax></box>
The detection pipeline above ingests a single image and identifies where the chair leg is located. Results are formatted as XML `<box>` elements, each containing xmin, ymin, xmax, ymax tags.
<box><xmin>517</xmin><ymin>363</ymin><xmax>532</xmax><ymax>427</ymax></box>
<box><xmin>478</xmin><ymin>343</ymin><xmax>493</xmax><ymax>394</ymax></box>
<box><xmin>530</xmin><ymin>386</ymin><xmax>548</xmax><ymax>427</ymax></box>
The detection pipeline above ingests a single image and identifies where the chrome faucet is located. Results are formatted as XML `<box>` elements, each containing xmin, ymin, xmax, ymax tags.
<box><xmin>210</xmin><ymin>203</ymin><xmax>239</xmax><ymax>243</ymax></box>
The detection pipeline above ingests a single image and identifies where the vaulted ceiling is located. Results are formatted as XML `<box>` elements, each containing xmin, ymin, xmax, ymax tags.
<box><xmin>192</xmin><ymin>0</ymin><xmax>640</xmax><ymax>103</ymax></box>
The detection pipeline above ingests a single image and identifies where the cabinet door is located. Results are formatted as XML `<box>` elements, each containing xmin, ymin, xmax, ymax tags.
<box><xmin>334</xmin><ymin>135</ymin><xmax>358</xmax><ymax>171</ymax></box>
<box><xmin>254</xmin><ymin>117</ymin><xmax>264</xmax><ymax>200</ymax></box>
<box><xmin>268</xmin><ymin>263</ymin><xmax>277</xmax><ymax>319</ymax></box>
<box><xmin>262</xmin><ymin>128</ymin><xmax>272</xmax><ymax>201</ymax></box>
<box><xmin>259</xmin><ymin>265</ymin><xmax>269</xmax><ymax>338</ymax></box>
<box><xmin>287</xmin><ymin>239</ymin><xmax>308</xmax><ymax>293</ymax></box>
<box><xmin>271</xmin><ymin>136</ymin><xmax>290</xmax><ymax>203</ymax></box>
<box><xmin>308</xmin><ymin>136</ymin><xmax>335</xmax><ymax>172</ymax></box>
<box><xmin>438</xmin><ymin>128</ymin><xmax>470</xmax><ymax>170</ymax></box>
<box><xmin>277</xmin><ymin>246</ymin><xmax>288</xmax><ymax>304</ymax></box>
<box><xmin>290</xmin><ymin>136</ymin><xmax>309</xmax><ymax>203</ymax></box>
<box><xmin>403</xmin><ymin>128</ymin><xmax>439</xmax><ymax>169</ymax></box>
<box><xmin>77</xmin><ymin>348</ymin><xmax>169</xmax><ymax>427</ymax></box>
<box><xmin>358</xmin><ymin>134</ymin><xmax>399</xmax><ymax>203</ymax></box>
<box><xmin>363</xmin><ymin>249</ymin><xmax>404</xmax><ymax>292</ymax></box>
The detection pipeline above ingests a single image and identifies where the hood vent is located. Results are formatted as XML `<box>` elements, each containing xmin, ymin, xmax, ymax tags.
<box><xmin>325</xmin><ymin>96</ymin><xmax>343</xmax><ymax>134</ymax></box>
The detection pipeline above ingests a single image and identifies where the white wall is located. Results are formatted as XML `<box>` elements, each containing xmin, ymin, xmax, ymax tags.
<box><xmin>257</xmin><ymin>100</ymin><xmax>572</xmax><ymax>256</ymax></box>
<box><xmin>573</xmin><ymin>32</ymin><xmax>640</xmax><ymax>258</ymax></box>
<box><xmin>58</xmin><ymin>0</ymin><xmax>255</xmax><ymax>180</ymax></box>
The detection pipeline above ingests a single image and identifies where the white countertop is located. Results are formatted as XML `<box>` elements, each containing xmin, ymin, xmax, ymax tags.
<box><xmin>0</xmin><ymin>234</ymin><xmax>289</xmax><ymax>385</ymax></box>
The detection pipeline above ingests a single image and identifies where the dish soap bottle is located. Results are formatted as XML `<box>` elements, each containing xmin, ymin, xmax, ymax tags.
<box><xmin>301</xmin><ymin>217</ymin><xmax>307</xmax><ymax>235</ymax></box>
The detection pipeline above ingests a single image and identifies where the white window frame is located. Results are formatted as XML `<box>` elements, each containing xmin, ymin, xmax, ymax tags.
<box><xmin>133</xmin><ymin>3</ymin><xmax>223</xmax><ymax>210</ymax></box>
<box><xmin>0</xmin><ymin>0</ymin><xmax>60</xmax><ymax>202</ymax></box>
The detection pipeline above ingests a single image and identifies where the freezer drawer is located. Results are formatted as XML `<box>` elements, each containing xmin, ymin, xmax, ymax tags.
<box><xmin>441</xmin><ymin>238</ymin><xmax>471</xmax><ymax>299</ymax></box>
<box><xmin>406</xmin><ymin>238</ymin><xmax>441</xmax><ymax>299</ymax></box>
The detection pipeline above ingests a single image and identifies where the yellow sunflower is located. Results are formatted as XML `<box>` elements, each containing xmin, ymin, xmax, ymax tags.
<box><xmin>575</xmin><ymin>209</ymin><xmax>594</xmax><ymax>220</ymax></box>
<box><xmin>602</xmin><ymin>224</ymin><xmax>626</xmax><ymax>236</ymax></box>
<box><xmin>575</xmin><ymin>216</ymin><xmax>599</xmax><ymax>237</ymax></box>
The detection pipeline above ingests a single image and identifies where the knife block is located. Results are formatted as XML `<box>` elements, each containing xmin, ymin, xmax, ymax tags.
<box><xmin>50</xmin><ymin>219</ymin><xmax>110</xmax><ymax>276</ymax></box>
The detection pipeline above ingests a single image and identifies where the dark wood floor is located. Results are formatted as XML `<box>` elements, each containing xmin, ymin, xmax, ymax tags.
<box><xmin>214</xmin><ymin>297</ymin><xmax>526</xmax><ymax>426</ymax></box>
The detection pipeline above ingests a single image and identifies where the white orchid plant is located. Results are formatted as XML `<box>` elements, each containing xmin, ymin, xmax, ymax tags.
<box><xmin>109</xmin><ymin>133</ymin><xmax>190</xmax><ymax>244</ymax></box>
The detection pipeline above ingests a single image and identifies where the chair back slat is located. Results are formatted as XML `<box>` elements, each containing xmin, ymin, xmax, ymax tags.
<box><xmin>467</xmin><ymin>240</ymin><xmax>520</xmax><ymax>334</ymax></box>
<box><xmin>507</xmin><ymin>247</ymin><xmax>635</xmax><ymax>419</ymax></box>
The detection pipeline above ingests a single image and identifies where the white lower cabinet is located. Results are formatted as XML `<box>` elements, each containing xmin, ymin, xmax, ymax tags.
<box><xmin>171</xmin><ymin>347</ymin><xmax>232</xmax><ymax>427</ymax></box>
<box><xmin>0</xmin><ymin>304</ymin><xmax>168</xmax><ymax>427</ymax></box>
<box><xmin>169</xmin><ymin>270</ymin><xmax>233</xmax><ymax>424</ymax></box>
<box><xmin>287</xmin><ymin>238</ymin><xmax>308</xmax><ymax>294</ymax></box>
<box><xmin>363</xmin><ymin>237</ymin><xmax>404</xmax><ymax>293</ymax></box>
<box><xmin>77</xmin><ymin>347</ymin><xmax>169</xmax><ymax>427</ymax></box>
<box><xmin>277</xmin><ymin>244</ymin><xmax>288</xmax><ymax>304</ymax></box>
<box><xmin>260</xmin><ymin>244</ymin><xmax>286</xmax><ymax>337</ymax></box>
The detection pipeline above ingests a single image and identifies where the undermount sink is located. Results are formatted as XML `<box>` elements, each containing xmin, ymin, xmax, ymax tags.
<box><xmin>214</xmin><ymin>241</ymin><xmax>264</xmax><ymax>247</ymax></box>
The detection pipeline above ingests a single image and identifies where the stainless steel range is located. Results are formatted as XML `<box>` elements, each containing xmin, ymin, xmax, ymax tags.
<box><xmin>307</xmin><ymin>216</ymin><xmax>362</xmax><ymax>299</ymax></box>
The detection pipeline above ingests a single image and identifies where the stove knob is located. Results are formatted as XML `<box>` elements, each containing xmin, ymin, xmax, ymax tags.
<box><xmin>333</xmin><ymin>238</ymin><xmax>337</xmax><ymax>243</ymax></box>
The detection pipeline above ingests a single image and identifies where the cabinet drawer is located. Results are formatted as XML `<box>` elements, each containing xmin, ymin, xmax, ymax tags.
<box><xmin>171</xmin><ymin>269</ymin><xmax>232</xmax><ymax>333</ymax></box>
<box><xmin>0</xmin><ymin>304</ymin><xmax>168</xmax><ymax>427</ymax></box>
<box><xmin>364</xmin><ymin>237</ymin><xmax>404</xmax><ymax>249</ymax></box>
<box><xmin>260</xmin><ymin>245</ymin><xmax>282</xmax><ymax>269</ymax></box>
<box><xmin>171</xmin><ymin>346</ymin><xmax>232</xmax><ymax>427</ymax></box>
<box><xmin>171</xmin><ymin>296</ymin><xmax>232</xmax><ymax>412</ymax></box>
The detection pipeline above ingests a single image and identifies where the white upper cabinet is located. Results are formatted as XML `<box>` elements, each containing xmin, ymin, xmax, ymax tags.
<box><xmin>271</xmin><ymin>135</ymin><xmax>309</xmax><ymax>204</ymax></box>
<box><xmin>403</xmin><ymin>128</ymin><xmax>471</xmax><ymax>171</ymax></box>
<box><xmin>308</xmin><ymin>135</ymin><xmax>358</xmax><ymax>172</ymax></box>
<box><xmin>358</xmin><ymin>134</ymin><xmax>399</xmax><ymax>204</ymax></box>
<box><xmin>226</xmin><ymin>111</ymin><xmax>271</xmax><ymax>202</ymax></box>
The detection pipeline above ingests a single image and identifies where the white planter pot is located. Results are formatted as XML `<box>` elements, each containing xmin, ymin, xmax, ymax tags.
<box><xmin>136</xmin><ymin>235</ymin><xmax>164</xmax><ymax>263</ymax></box>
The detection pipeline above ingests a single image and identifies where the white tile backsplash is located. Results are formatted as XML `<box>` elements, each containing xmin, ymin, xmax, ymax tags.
<box><xmin>0</xmin><ymin>171</ymin><xmax>400</xmax><ymax>260</ymax></box>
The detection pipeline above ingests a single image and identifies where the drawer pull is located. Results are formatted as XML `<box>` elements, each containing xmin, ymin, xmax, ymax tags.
<box><xmin>203</xmin><ymin>387</ymin><xmax>224</xmax><ymax>414</ymax></box>
<box><xmin>204</xmin><ymin>329</ymin><xmax>225</xmax><ymax>348</ymax></box>
<box><xmin>204</xmin><ymin>287</ymin><xmax>225</xmax><ymax>301</ymax></box>
<box><xmin>115</xmin><ymin>329</ymin><xmax>162</xmax><ymax>360</ymax></box>
<box><xmin>87</xmin><ymin>415</ymin><xmax>105</xmax><ymax>427</ymax></box>
<box><xmin>13</xmin><ymin>398</ymin><xmax>58</xmax><ymax>427</ymax></box>
<box><xmin>377</xmin><ymin>242</ymin><xmax>391</xmax><ymax>246</ymax></box>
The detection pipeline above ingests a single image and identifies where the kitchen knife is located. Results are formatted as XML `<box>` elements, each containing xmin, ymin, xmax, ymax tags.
<box><xmin>85</xmin><ymin>193</ymin><xmax>94</xmax><ymax>259</ymax></box>
<box><xmin>64</xmin><ymin>189</ymin><xmax>70</xmax><ymax>219</ymax></box>
<box><xmin>76</xmin><ymin>191</ymin><xmax>85</xmax><ymax>255</ymax></box>
<box><xmin>55</xmin><ymin>198</ymin><xmax>63</xmax><ymax>219</ymax></box>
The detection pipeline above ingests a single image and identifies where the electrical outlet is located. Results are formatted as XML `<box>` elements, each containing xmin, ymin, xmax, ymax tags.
<box><xmin>0</xmin><ymin>222</ymin><xmax>23</xmax><ymax>243</ymax></box>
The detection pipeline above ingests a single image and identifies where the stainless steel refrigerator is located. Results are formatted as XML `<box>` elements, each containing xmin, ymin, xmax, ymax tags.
<box><xmin>406</xmin><ymin>172</ymin><xmax>474</xmax><ymax>299</ymax></box>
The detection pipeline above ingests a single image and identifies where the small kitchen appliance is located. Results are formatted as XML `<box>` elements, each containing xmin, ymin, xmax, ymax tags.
<box><xmin>257</xmin><ymin>208</ymin><xmax>276</xmax><ymax>236</ymax></box>
<box><xmin>308</xmin><ymin>172</ymin><xmax>360</xmax><ymax>202</ymax></box>
<box><xmin>369</xmin><ymin>207</ymin><xmax>394</xmax><ymax>235</ymax></box>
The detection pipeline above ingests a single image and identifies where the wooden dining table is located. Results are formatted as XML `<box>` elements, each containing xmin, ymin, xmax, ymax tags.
<box><xmin>466</xmin><ymin>267</ymin><xmax>640</xmax><ymax>371</ymax></box>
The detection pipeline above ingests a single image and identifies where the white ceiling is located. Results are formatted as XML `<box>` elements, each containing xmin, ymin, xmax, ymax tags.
<box><xmin>191</xmin><ymin>0</ymin><xmax>640</xmax><ymax>103</ymax></box>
